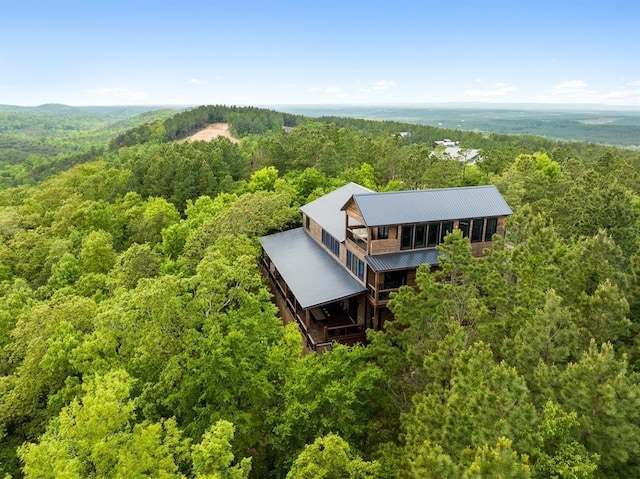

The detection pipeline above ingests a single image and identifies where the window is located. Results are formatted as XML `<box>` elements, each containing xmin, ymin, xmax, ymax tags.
<box><xmin>441</xmin><ymin>221</ymin><xmax>454</xmax><ymax>242</ymax></box>
<box><xmin>427</xmin><ymin>222</ymin><xmax>440</xmax><ymax>247</ymax></box>
<box><xmin>321</xmin><ymin>229</ymin><xmax>340</xmax><ymax>257</ymax></box>
<box><xmin>305</xmin><ymin>215</ymin><xmax>310</xmax><ymax>230</ymax></box>
<box><xmin>383</xmin><ymin>270</ymin><xmax>407</xmax><ymax>289</ymax></box>
<box><xmin>377</xmin><ymin>226</ymin><xmax>389</xmax><ymax>240</ymax></box>
<box><xmin>414</xmin><ymin>224</ymin><xmax>427</xmax><ymax>248</ymax></box>
<box><xmin>347</xmin><ymin>251</ymin><xmax>365</xmax><ymax>281</ymax></box>
<box><xmin>401</xmin><ymin>225</ymin><xmax>414</xmax><ymax>250</ymax></box>
<box><xmin>471</xmin><ymin>218</ymin><xmax>485</xmax><ymax>243</ymax></box>
<box><xmin>485</xmin><ymin>217</ymin><xmax>498</xmax><ymax>240</ymax></box>
<box><xmin>458</xmin><ymin>219</ymin><xmax>470</xmax><ymax>238</ymax></box>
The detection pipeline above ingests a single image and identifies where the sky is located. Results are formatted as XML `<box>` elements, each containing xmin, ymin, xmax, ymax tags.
<box><xmin>1</xmin><ymin>0</ymin><xmax>639</xmax><ymax>107</ymax></box>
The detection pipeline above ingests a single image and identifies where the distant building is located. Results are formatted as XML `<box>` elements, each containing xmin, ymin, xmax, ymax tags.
<box><xmin>434</xmin><ymin>139</ymin><xmax>457</xmax><ymax>148</ymax></box>
<box><xmin>433</xmin><ymin>139</ymin><xmax>480</xmax><ymax>164</ymax></box>
<box><xmin>259</xmin><ymin>183</ymin><xmax>512</xmax><ymax>352</ymax></box>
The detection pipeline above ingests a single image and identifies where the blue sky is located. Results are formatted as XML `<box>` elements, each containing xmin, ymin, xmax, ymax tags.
<box><xmin>1</xmin><ymin>0</ymin><xmax>638</xmax><ymax>107</ymax></box>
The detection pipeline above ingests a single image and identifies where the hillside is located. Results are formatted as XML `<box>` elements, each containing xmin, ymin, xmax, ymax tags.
<box><xmin>0</xmin><ymin>104</ymin><xmax>639</xmax><ymax>477</ymax></box>
<box><xmin>0</xmin><ymin>105</ymin><xmax>182</xmax><ymax>187</ymax></box>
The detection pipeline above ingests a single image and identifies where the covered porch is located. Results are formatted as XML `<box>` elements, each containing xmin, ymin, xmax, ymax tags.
<box><xmin>260</xmin><ymin>228</ymin><xmax>367</xmax><ymax>352</ymax></box>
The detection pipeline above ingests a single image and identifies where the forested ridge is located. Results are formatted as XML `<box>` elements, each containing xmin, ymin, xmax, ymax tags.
<box><xmin>1</xmin><ymin>104</ymin><xmax>639</xmax><ymax>478</ymax></box>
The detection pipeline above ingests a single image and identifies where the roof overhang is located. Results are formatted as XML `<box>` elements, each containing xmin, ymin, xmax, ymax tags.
<box><xmin>259</xmin><ymin>228</ymin><xmax>366</xmax><ymax>309</ymax></box>
<box><xmin>365</xmin><ymin>249</ymin><xmax>440</xmax><ymax>272</ymax></box>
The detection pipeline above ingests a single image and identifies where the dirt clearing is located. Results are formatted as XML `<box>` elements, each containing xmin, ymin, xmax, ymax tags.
<box><xmin>187</xmin><ymin>123</ymin><xmax>239</xmax><ymax>143</ymax></box>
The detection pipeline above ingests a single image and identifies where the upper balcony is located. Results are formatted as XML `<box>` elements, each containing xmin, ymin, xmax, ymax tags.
<box><xmin>345</xmin><ymin>226</ymin><xmax>368</xmax><ymax>252</ymax></box>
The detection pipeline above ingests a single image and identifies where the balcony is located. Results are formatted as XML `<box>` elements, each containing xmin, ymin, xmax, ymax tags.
<box><xmin>367</xmin><ymin>283</ymin><xmax>400</xmax><ymax>305</ymax></box>
<box><xmin>300</xmin><ymin>303</ymin><xmax>366</xmax><ymax>352</ymax></box>
<box><xmin>346</xmin><ymin>227</ymin><xmax>368</xmax><ymax>252</ymax></box>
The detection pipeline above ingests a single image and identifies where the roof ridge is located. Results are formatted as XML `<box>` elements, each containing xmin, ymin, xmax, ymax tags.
<box><xmin>352</xmin><ymin>184</ymin><xmax>497</xmax><ymax>198</ymax></box>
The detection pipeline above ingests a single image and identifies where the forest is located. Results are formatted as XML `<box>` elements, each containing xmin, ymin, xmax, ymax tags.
<box><xmin>277</xmin><ymin>105</ymin><xmax>640</xmax><ymax>148</ymax></box>
<box><xmin>0</xmin><ymin>104</ymin><xmax>639</xmax><ymax>478</ymax></box>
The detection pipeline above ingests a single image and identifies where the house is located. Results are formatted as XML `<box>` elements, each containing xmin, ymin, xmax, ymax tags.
<box><xmin>259</xmin><ymin>183</ymin><xmax>512</xmax><ymax>352</ymax></box>
<box><xmin>433</xmin><ymin>139</ymin><xmax>480</xmax><ymax>164</ymax></box>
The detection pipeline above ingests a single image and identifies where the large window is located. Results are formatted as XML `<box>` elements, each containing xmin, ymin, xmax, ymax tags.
<box><xmin>383</xmin><ymin>270</ymin><xmax>407</xmax><ymax>289</ymax></box>
<box><xmin>441</xmin><ymin>221</ymin><xmax>454</xmax><ymax>242</ymax></box>
<box><xmin>321</xmin><ymin>229</ymin><xmax>340</xmax><ymax>257</ymax></box>
<box><xmin>485</xmin><ymin>217</ymin><xmax>498</xmax><ymax>240</ymax></box>
<box><xmin>471</xmin><ymin>218</ymin><xmax>485</xmax><ymax>243</ymax></box>
<box><xmin>414</xmin><ymin>224</ymin><xmax>427</xmax><ymax>248</ymax></box>
<box><xmin>401</xmin><ymin>225</ymin><xmax>414</xmax><ymax>250</ymax></box>
<box><xmin>347</xmin><ymin>251</ymin><xmax>365</xmax><ymax>281</ymax></box>
<box><xmin>402</xmin><ymin>221</ymin><xmax>454</xmax><ymax>249</ymax></box>
<box><xmin>427</xmin><ymin>222</ymin><xmax>440</xmax><ymax>247</ymax></box>
<box><xmin>458</xmin><ymin>219</ymin><xmax>470</xmax><ymax>238</ymax></box>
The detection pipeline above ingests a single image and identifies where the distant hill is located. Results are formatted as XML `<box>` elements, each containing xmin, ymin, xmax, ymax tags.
<box><xmin>0</xmin><ymin>103</ymin><xmax>181</xmax><ymax>115</ymax></box>
<box><xmin>0</xmin><ymin>104</ymin><xmax>185</xmax><ymax>187</ymax></box>
<box><xmin>275</xmin><ymin>105</ymin><xmax>640</xmax><ymax>147</ymax></box>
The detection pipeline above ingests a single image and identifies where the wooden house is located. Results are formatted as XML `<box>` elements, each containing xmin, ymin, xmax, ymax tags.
<box><xmin>259</xmin><ymin>183</ymin><xmax>512</xmax><ymax>352</ymax></box>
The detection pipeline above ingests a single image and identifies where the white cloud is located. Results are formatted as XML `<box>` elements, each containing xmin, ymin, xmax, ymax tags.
<box><xmin>464</xmin><ymin>82</ymin><xmax>517</xmax><ymax>100</ymax></box>
<box><xmin>602</xmin><ymin>80</ymin><xmax>640</xmax><ymax>100</ymax></box>
<box><xmin>87</xmin><ymin>87</ymin><xmax>147</xmax><ymax>102</ymax></box>
<box><xmin>187</xmin><ymin>78</ymin><xmax>205</xmax><ymax>84</ymax></box>
<box><xmin>537</xmin><ymin>79</ymin><xmax>640</xmax><ymax>105</ymax></box>
<box><xmin>550</xmin><ymin>80</ymin><xmax>591</xmax><ymax>98</ymax></box>
<box><xmin>359</xmin><ymin>80</ymin><xmax>397</xmax><ymax>93</ymax></box>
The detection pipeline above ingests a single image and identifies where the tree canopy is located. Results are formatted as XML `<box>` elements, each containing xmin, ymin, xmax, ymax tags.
<box><xmin>0</xmin><ymin>104</ymin><xmax>639</xmax><ymax>478</ymax></box>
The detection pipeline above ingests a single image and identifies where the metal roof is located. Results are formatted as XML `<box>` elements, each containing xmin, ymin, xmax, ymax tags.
<box><xmin>300</xmin><ymin>182</ymin><xmax>373</xmax><ymax>242</ymax></box>
<box><xmin>259</xmin><ymin>228</ymin><xmax>366</xmax><ymax>309</ymax></box>
<box><xmin>346</xmin><ymin>185</ymin><xmax>512</xmax><ymax>227</ymax></box>
<box><xmin>366</xmin><ymin>249</ymin><xmax>440</xmax><ymax>272</ymax></box>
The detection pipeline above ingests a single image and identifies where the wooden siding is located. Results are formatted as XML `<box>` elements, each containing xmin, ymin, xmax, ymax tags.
<box><xmin>344</xmin><ymin>201</ymin><xmax>365</xmax><ymax>224</ymax></box>
<box><xmin>369</xmin><ymin>226</ymin><xmax>400</xmax><ymax>255</ymax></box>
<box><xmin>306</xmin><ymin>215</ymin><xmax>323</xmax><ymax>244</ymax></box>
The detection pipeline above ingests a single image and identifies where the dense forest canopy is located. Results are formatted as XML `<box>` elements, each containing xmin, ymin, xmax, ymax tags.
<box><xmin>0</xmin><ymin>104</ymin><xmax>639</xmax><ymax>478</ymax></box>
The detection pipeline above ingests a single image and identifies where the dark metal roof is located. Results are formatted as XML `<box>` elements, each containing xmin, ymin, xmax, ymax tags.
<box><xmin>259</xmin><ymin>228</ymin><xmax>366</xmax><ymax>309</ymax></box>
<box><xmin>365</xmin><ymin>249</ymin><xmax>441</xmax><ymax>272</ymax></box>
<box><xmin>300</xmin><ymin>182</ymin><xmax>373</xmax><ymax>242</ymax></box>
<box><xmin>347</xmin><ymin>185</ymin><xmax>512</xmax><ymax>227</ymax></box>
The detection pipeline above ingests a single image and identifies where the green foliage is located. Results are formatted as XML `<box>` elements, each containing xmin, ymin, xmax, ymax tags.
<box><xmin>463</xmin><ymin>437</ymin><xmax>531</xmax><ymax>479</ymax></box>
<box><xmin>529</xmin><ymin>401</ymin><xmax>598</xmax><ymax>479</ymax></box>
<box><xmin>18</xmin><ymin>369</ymin><xmax>189</xmax><ymax>479</ymax></box>
<box><xmin>271</xmin><ymin>345</ymin><xmax>385</xmax><ymax>473</ymax></box>
<box><xmin>1</xmin><ymin>104</ymin><xmax>640</xmax><ymax>478</ymax></box>
<box><xmin>555</xmin><ymin>342</ymin><xmax>640</xmax><ymax>477</ymax></box>
<box><xmin>286</xmin><ymin>434</ymin><xmax>380</xmax><ymax>479</ymax></box>
<box><xmin>192</xmin><ymin>421</ymin><xmax>252</xmax><ymax>479</ymax></box>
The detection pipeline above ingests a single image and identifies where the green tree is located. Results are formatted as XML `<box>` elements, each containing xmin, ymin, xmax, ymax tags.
<box><xmin>286</xmin><ymin>434</ymin><xmax>380</xmax><ymax>479</ymax></box>
<box><xmin>404</xmin><ymin>341</ymin><xmax>536</xmax><ymax>466</ymax></box>
<box><xmin>556</xmin><ymin>341</ymin><xmax>640</xmax><ymax>477</ymax></box>
<box><xmin>107</xmin><ymin>243</ymin><xmax>161</xmax><ymax>290</ymax></box>
<box><xmin>271</xmin><ymin>345</ymin><xmax>385</xmax><ymax>474</ymax></box>
<box><xmin>79</xmin><ymin>230</ymin><xmax>117</xmax><ymax>274</ymax></box>
<box><xmin>529</xmin><ymin>401</ymin><xmax>598</xmax><ymax>479</ymax></box>
<box><xmin>192</xmin><ymin>421</ymin><xmax>251</xmax><ymax>479</ymax></box>
<box><xmin>463</xmin><ymin>437</ymin><xmax>531</xmax><ymax>479</ymax></box>
<box><xmin>18</xmin><ymin>369</ymin><xmax>190</xmax><ymax>479</ymax></box>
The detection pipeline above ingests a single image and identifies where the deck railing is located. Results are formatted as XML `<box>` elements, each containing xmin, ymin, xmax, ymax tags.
<box><xmin>345</xmin><ymin>229</ymin><xmax>367</xmax><ymax>251</ymax></box>
<box><xmin>262</xmin><ymin>256</ymin><xmax>366</xmax><ymax>352</ymax></box>
<box><xmin>366</xmin><ymin>282</ymin><xmax>398</xmax><ymax>304</ymax></box>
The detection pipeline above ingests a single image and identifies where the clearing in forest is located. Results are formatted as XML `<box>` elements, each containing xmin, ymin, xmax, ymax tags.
<box><xmin>187</xmin><ymin>123</ymin><xmax>239</xmax><ymax>143</ymax></box>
